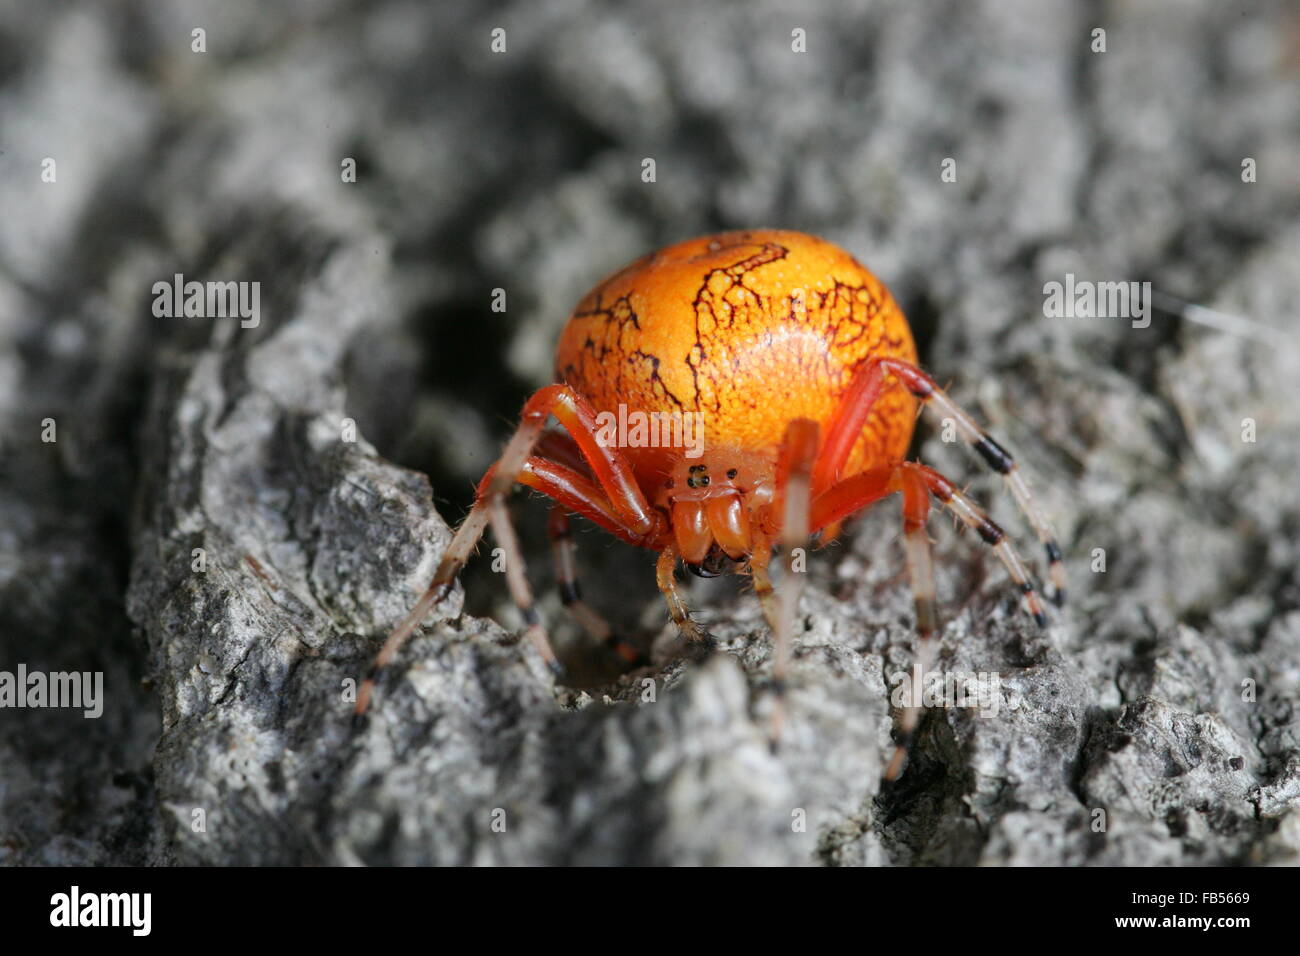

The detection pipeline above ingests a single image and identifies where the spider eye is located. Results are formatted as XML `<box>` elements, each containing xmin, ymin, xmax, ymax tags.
<box><xmin>687</xmin><ymin>464</ymin><xmax>710</xmax><ymax>488</ymax></box>
<box><xmin>726</xmin><ymin>468</ymin><xmax>738</xmax><ymax>480</ymax></box>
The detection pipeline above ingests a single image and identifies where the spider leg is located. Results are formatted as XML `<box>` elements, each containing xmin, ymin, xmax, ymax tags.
<box><xmin>814</xmin><ymin>357</ymin><xmax>1065</xmax><ymax>605</ymax></box>
<box><xmin>486</xmin><ymin>493</ymin><xmax>557</xmax><ymax>676</ymax></box>
<box><xmin>809</xmin><ymin>460</ymin><xmax>1042</xmax><ymax>780</ymax></box>
<box><xmin>548</xmin><ymin>504</ymin><xmax>649</xmax><ymax>667</ymax></box>
<box><xmin>534</xmin><ymin>428</ymin><xmax>596</xmax><ymax>478</ymax></box>
<box><xmin>815</xmin><ymin>519</ymin><xmax>844</xmax><ymax>548</ymax></box>
<box><xmin>901</xmin><ymin>461</ymin><xmax>1046</xmax><ymax>627</ymax></box>
<box><xmin>517</xmin><ymin>455</ymin><xmax>648</xmax><ymax>548</ymax></box>
<box><xmin>812</xmin><ymin>459</ymin><xmax>1043</xmax><ymax>625</ymax></box>
<box><xmin>356</xmin><ymin>384</ymin><xmax>659</xmax><ymax>716</ymax></box>
<box><xmin>808</xmin><ymin>466</ymin><xmax>910</xmax><ymax>775</ymax></box>
<box><xmin>748</xmin><ymin>541</ymin><xmax>779</xmax><ymax>633</ymax></box>
<box><xmin>769</xmin><ymin>417</ymin><xmax>821</xmax><ymax>749</ymax></box>
<box><xmin>816</xmin><ymin>460</ymin><xmax>1045</xmax><ymax>627</ymax></box>
<box><xmin>811</xmin><ymin>358</ymin><xmax>891</xmax><ymax>494</ymax></box>
<box><xmin>655</xmin><ymin>545</ymin><xmax>707</xmax><ymax>644</ymax></box>
<box><xmin>808</xmin><ymin>466</ymin><xmax>894</xmax><ymax>532</ymax></box>
<box><xmin>877</xmin><ymin>358</ymin><xmax>1066</xmax><ymax>605</ymax></box>
<box><xmin>354</xmin><ymin>500</ymin><xmax>491</xmax><ymax>717</ymax></box>
<box><xmin>885</xmin><ymin>464</ymin><xmax>938</xmax><ymax>782</ymax></box>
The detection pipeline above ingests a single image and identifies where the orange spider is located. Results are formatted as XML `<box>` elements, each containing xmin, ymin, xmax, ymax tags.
<box><xmin>357</xmin><ymin>229</ymin><xmax>1065</xmax><ymax>779</ymax></box>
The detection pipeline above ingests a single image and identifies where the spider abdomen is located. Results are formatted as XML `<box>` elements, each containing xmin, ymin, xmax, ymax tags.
<box><xmin>555</xmin><ymin>229</ymin><xmax>919</xmax><ymax>486</ymax></box>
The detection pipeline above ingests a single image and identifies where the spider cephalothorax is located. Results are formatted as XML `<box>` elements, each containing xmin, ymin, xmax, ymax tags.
<box><xmin>653</xmin><ymin>451</ymin><xmax>775</xmax><ymax>568</ymax></box>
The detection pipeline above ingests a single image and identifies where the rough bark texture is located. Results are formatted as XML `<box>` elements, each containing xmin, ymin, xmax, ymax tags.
<box><xmin>1</xmin><ymin>0</ymin><xmax>1298</xmax><ymax>865</ymax></box>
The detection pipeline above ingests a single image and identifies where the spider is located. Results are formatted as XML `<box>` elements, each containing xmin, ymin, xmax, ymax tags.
<box><xmin>357</xmin><ymin>229</ymin><xmax>1065</xmax><ymax>780</ymax></box>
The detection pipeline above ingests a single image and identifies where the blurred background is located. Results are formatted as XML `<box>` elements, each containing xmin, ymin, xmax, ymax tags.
<box><xmin>1</xmin><ymin>0</ymin><xmax>1298</xmax><ymax>865</ymax></box>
